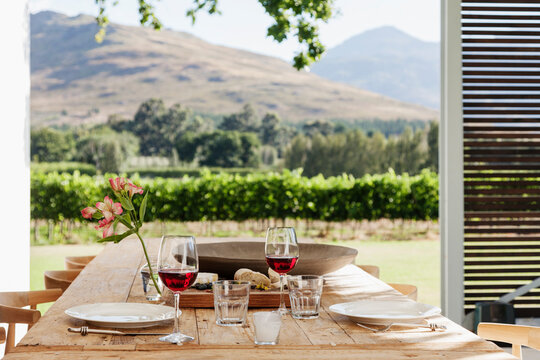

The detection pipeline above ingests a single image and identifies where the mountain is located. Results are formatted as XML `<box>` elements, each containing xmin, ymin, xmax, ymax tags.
<box><xmin>311</xmin><ymin>26</ymin><xmax>440</xmax><ymax>109</ymax></box>
<box><xmin>30</xmin><ymin>12</ymin><xmax>437</xmax><ymax>125</ymax></box>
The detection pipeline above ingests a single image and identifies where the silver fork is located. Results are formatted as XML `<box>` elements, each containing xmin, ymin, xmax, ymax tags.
<box><xmin>356</xmin><ymin>322</ymin><xmax>446</xmax><ymax>333</ymax></box>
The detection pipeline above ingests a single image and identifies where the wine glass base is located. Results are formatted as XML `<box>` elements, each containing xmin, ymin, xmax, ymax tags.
<box><xmin>159</xmin><ymin>332</ymin><xmax>195</xmax><ymax>345</ymax></box>
<box><xmin>278</xmin><ymin>307</ymin><xmax>289</xmax><ymax>315</ymax></box>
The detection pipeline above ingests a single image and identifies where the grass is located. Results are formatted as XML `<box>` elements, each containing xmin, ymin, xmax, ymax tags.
<box><xmin>30</xmin><ymin>244</ymin><xmax>104</xmax><ymax>313</ymax></box>
<box><xmin>321</xmin><ymin>239</ymin><xmax>440</xmax><ymax>307</ymax></box>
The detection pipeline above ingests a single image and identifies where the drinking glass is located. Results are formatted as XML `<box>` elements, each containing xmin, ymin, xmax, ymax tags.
<box><xmin>265</xmin><ymin>227</ymin><xmax>299</xmax><ymax>314</ymax></box>
<box><xmin>287</xmin><ymin>275</ymin><xmax>323</xmax><ymax>319</ymax></box>
<box><xmin>157</xmin><ymin>235</ymin><xmax>198</xmax><ymax>344</ymax></box>
<box><xmin>253</xmin><ymin>311</ymin><xmax>282</xmax><ymax>345</ymax></box>
<box><xmin>213</xmin><ymin>280</ymin><xmax>250</xmax><ymax>326</ymax></box>
<box><xmin>140</xmin><ymin>261</ymin><xmax>162</xmax><ymax>302</ymax></box>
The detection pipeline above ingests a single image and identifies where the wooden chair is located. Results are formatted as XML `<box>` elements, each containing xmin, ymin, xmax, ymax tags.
<box><xmin>477</xmin><ymin>322</ymin><xmax>540</xmax><ymax>359</ymax></box>
<box><xmin>0</xmin><ymin>289</ymin><xmax>62</xmax><ymax>354</ymax></box>
<box><xmin>44</xmin><ymin>269</ymin><xmax>81</xmax><ymax>293</ymax></box>
<box><xmin>64</xmin><ymin>255</ymin><xmax>95</xmax><ymax>270</ymax></box>
<box><xmin>388</xmin><ymin>283</ymin><xmax>418</xmax><ymax>301</ymax></box>
<box><xmin>357</xmin><ymin>265</ymin><xmax>380</xmax><ymax>279</ymax></box>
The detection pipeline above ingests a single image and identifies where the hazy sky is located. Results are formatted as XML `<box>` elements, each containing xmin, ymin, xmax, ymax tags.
<box><xmin>29</xmin><ymin>0</ymin><xmax>440</xmax><ymax>62</ymax></box>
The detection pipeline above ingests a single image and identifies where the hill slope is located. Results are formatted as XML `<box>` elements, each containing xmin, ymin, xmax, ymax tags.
<box><xmin>30</xmin><ymin>12</ymin><xmax>437</xmax><ymax>125</ymax></box>
<box><xmin>311</xmin><ymin>26</ymin><xmax>440</xmax><ymax>109</ymax></box>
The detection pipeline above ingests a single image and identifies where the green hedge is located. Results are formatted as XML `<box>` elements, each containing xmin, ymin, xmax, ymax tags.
<box><xmin>126</xmin><ymin>167</ymin><xmax>268</xmax><ymax>178</ymax></box>
<box><xmin>31</xmin><ymin>170</ymin><xmax>438</xmax><ymax>222</ymax></box>
<box><xmin>31</xmin><ymin>162</ymin><xmax>97</xmax><ymax>176</ymax></box>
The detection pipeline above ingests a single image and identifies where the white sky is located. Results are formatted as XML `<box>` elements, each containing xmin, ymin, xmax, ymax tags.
<box><xmin>29</xmin><ymin>0</ymin><xmax>440</xmax><ymax>61</ymax></box>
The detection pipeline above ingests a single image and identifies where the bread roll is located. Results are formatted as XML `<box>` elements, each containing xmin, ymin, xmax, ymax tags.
<box><xmin>268</xmin><ymin>268</ymin><xmax>280</xmax><ymax>284</ymax></box>
<box><xmin>234</xmin><ymin>268</ymin><xmax>271</xmax><ymax>287</ymax></box>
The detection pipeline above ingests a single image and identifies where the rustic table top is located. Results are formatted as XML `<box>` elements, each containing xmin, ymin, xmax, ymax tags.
<box><xmin>6</xmin><ymin>238</ymin><xmax>514</xmax><ymax>359</ymax></box>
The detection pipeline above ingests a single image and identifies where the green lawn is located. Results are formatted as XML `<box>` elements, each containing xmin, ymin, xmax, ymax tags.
<box><xmin>30</xmin><ymin>239</ymin><xmax>440</xmax><ymax>313</ymax></box>
<box><xmin>322</xmin><ymin>239</ymin><xmax>440</xmax><ymax>307</ymax></box>
<box><xmin>30</xmin><ymin>244</ymin><xmax>104</xmax><ymax>313</ymax></box>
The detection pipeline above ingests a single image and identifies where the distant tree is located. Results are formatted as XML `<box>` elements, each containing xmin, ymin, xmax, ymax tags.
<box><xmin>219</xmin><ymin>104</ymin><xmax>259</xmax><ymax>133</ymax></box>
<box><xmin>284</xmin><ymin>134</ymin><xmax>310</xmax><ymax>170</ymax></box>
<box><xmin>302</xmin><ymin>119</ymin><xmax>334</xmax><ymax>137</ymax></box>
<box><xmin>260</xmin><ymin>113</ymin><xmax>281</xmax><ymax>145</ymax></box>
<box><xmin>31</xmin><ymin>128</ymin><xmax>75</xmax><ymax>162</ymax></box>
<box><xmin>197</xmin><ymin>130</ymin><xmax>260</xmax><ymax>167</ymax></box>
<box><xmin>95</xmin><ymin>0</ymin><xmax>336</xmax><ymax>69</ymax></box>
<box><xmin>76</xmin><ymin>128</ymin><xmax>139</xmax><ymax>173</ymax></box>
<box><xmin>131</xmin><ymin>98</ymin><xmax>191</xmax><ymax>156</ymax></box>
<box><xmin>260</xmin><ymin>145</ymin><xmax>277</xmax><ymax>166</ymax></box>
<box><xmin>425</xmin><ymin>121</ymin><xmax>439</xmax><ymax>171</ymax></box>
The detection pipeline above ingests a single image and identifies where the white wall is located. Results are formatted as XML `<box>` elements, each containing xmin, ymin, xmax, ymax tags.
<box><xmin>440</xmin><ymin>0</ymin><xmax>464</xmax><ymax>324</ymax></box>
<box><xmin>0</xmin><ymin>0</ymin><xmax>30</xmax><ymax>351</ymax></box>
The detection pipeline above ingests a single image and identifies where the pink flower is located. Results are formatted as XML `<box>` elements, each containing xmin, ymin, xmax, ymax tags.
<box><xmin>81</xmin><ymin>206</ymin><xmax>97</xmax><ymax>219</ymax></box>
<box><xmin>96</xmin><ymin>196</ymin><xmax>123</xmax><ymax>221</ymax></box>
<box><xmin>125</xmin><ymin>180</ymin><xmax>144</xmax><ymax>197</ymax></box>
<box><xmin>95</xmin><ymin>218</ymin><xmax>114</xmax><ymax>238</ymax></box>
<box><xmin>109</xmin><ymin>177</ymin><xmax>126</xmax><ymax>192</ymax></box>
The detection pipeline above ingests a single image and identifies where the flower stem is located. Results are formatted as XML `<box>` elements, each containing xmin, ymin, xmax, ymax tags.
<box><xmin>135</xmin><ymin>231</ymin><xmax>162</xmax><ymax>295</ymax></box>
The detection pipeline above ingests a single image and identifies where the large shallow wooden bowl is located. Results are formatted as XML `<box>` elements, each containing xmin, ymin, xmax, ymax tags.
<box><xmin>197</xmin><ymin>241</ymin><xmax>357</xmax><ymax>278</ymax></box>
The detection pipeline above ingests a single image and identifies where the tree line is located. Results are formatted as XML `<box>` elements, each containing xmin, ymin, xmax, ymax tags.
<box><xmin>31</xmin><ymin>98</ymin><xmax>438</xmax><ymax>177</ymax></box>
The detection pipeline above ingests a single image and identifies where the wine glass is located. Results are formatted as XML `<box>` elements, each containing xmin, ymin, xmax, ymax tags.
<box><xmin>157</xmin><ymin>235</ymin><xmax>198</xmax><ymax>344</ymax></box>
<box><xmin>265</xmin><ymin>227</ymin><xmax>299</xmax><ymax>314</ymax></box>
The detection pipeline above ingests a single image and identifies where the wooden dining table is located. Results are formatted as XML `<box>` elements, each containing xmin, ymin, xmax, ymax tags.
<box><xmin>5</xmin><ymin>238</ymin><xmax>515</xmax><ymax>359</ymax></box>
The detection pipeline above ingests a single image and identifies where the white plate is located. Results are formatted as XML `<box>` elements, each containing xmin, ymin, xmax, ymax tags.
<box><xmin>329</xmin><ymin>300</ymin><xmax>441</xmax><ymax>325</ymax></box>
<box><xmin>65</xmin><ymin>303</ymin><xmax>176</xmax><ymax>328</ymax></box>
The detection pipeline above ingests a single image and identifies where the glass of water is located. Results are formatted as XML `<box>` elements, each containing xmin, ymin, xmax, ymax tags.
<box><xmin>140</xmin><ymin>261</ymin><xmax>162</xmax><ymax>302</ymax></box>
<box><xmin>287</xmin><ymin>275</ymin><xmax>323</xmax><ymax>319</ymax></box>
<box><xmin>213</xmin><ymin>281</ymin><xmax>250</xmax><ymax>326</ymax></box>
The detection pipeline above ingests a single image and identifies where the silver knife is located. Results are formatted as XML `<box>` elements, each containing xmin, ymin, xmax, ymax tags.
<box><xmin>68</xmin><ymin>327</ymin><xmax>169</xmax><ymax>336</ymax></box>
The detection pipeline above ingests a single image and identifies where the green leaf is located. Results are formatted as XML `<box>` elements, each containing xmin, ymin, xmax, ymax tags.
<box><xmin>117</xmin><ymin>214</ymin><xmax>132</xmax><ymax>228</ymax></box>
<box><xmin>97</xmin><ymin>229</ymin><xmax>135</xmax><ymax>244</ymax></box>
<box><xmin>139</xmin><ymin>191</ymin><xmax>148</xmax><ymax>224</ymax></box>
<box><xmin>119</xmin><ymin>197</ymin><xmax>134</xmax><ymax>211</ymax></box>
<box><xmin>92</xmin><ymin>212</ymin><xmax>103</xmax><ymax>220</ymax></box>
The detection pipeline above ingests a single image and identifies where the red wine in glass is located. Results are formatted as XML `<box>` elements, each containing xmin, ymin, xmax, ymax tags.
<box><xmin>158</xmin><ymin>268</ymin><xmax>198</xmax><ymax>292</ymax></box>
<box><xmin>266</xmin><ymin>255</ymin><xmax>298</xmax><ymax>274</ymax></box>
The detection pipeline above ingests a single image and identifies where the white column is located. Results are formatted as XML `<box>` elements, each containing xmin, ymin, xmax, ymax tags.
<box><xmin>0</xmin><ymin>1</ymin><xmax>30</xmax><ymax>291</ymax></box>
<box><xmin>440</xmin><ymin>0</ymin><xmax>464</xmax><ymax>324</ymax></box>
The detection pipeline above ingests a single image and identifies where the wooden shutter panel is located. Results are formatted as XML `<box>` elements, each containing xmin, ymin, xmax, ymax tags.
<box><xmin>462</xmin><ymin>0</ymin><xmax>540</xmax><ymax>317</ymax></box>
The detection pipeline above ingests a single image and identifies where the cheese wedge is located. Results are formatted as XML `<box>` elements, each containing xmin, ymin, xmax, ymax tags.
<box><xmin>194</xmin><ymin>272</ymin><xmax>218</xmax><ymax>284</ymax></box>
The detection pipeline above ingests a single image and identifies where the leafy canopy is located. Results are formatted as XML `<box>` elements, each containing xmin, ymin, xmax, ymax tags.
<box><xmin>94</xmin><ymin>0</ymin><xmax>335</xmax><ymax>70</ymax></box>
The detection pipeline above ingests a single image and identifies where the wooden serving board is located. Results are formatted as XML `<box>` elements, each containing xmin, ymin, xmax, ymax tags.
<box><xmin>179</xmin><ymin>287</ymin><xmax>291</xmax><ymax>308</ymax></box>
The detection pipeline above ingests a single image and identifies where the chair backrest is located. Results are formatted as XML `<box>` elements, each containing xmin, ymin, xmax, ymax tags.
<box><xmin>478</xmin><ymin>322</ymin><xmax>540</xmax><ymax>359</ymax></box>
<box><xmin>44</xmin><ymin>269</ymin><xmax>81</xmax><ymax>293</ymax></box>
<box><xmin>0</xmin><ymin>289</ymin><xmax>61</xmax><ymax>355</ymax></box>
<box><xmin>388</xmin><ymin>283</ymin><xmax>418</xmax><ymax>301</ymax></box>
<box><xmin>65</xmin><ymin>255</ymin><xmax>95</xmax><ymax>270</ymax></box>
<box><xmin>357</xmin><ymin>265</ymin><xmax>380</xmax><ymax>279</ymax></box>
<box><xmin>0</xmin><ymin>289</ymin><xmax>62</xmax><ymax>309</ymax></box>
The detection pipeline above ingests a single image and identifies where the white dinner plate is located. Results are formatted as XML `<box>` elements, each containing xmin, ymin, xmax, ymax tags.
<box><xmin>329</xmin><ymin>300</ymin><xmax>441</xmax><ymax>325</ymax></box>
<box><xmin>65</xmin><ymin>303</ymin><xmax>176</xmax><ymax>328</ymax></box>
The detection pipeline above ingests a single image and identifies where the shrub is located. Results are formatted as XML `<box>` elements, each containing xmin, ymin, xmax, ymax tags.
<box><xmin>31</xmin><ymin>170</ymin><xmax>438</xmax><ymax>222</ymax></box>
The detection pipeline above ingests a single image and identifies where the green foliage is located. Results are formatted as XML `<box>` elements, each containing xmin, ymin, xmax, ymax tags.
<box><xmin>126</xmin><ymin>167</ymin><xmax>266</xmax><ymax>178</ymax></box>
<box><xmin>284</xmin><ymin>128</ymin><xmax>429</xmax><ymax>178</ymax></box>
<box><xmin>196</xmin><ymin>130</ymin><xmax>261</xmax><ymax>167</ymax></box>
<box><xmin>95</xmin><ymin>0</ymin><xmax>335</xmax><ymax>70</ymax></box>
<box><xmin>31</xmin><ymin>170</ymin><xmax>438</xmax><ymax>222</ymax></box>
<box><xmin>31</xmin><ymin>162</ymin><xmax>97</xmax><ymax>176</ymax></box>
<box><xmin>75</xmin><ymin>128</ymin><xmax>139</xmax><ymax>173</ymax></box>
<box><xmin>31</xmin><ymin>128</ymin><xmax>75</xmax><ymax>162</ymax></box>
<box><xmin>425</xmin><ymin>121</ymin><xmax>439</xmax><ymax>171</ymax></box>
<box><xmin>219</xmin><ymin>104</ymin><xmax>260</xmax><ymax>132</ymax></box>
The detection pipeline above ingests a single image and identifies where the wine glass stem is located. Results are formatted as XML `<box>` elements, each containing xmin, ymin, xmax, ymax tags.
<box><xmin>174</xmin><ymin>292</ymin><xmax>180</xmax><ymax>334</ymax></box>
<box><xmin>279</xmin><ymin>274</ymin><xmax>287</xmax><ymax>313</ymax></box>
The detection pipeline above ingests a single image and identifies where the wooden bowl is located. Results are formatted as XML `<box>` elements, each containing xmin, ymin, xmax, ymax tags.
<box><xmin>197</xmin><ymin>241</ymin><xmax>357</xmax><ymax>278</ymax></box>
